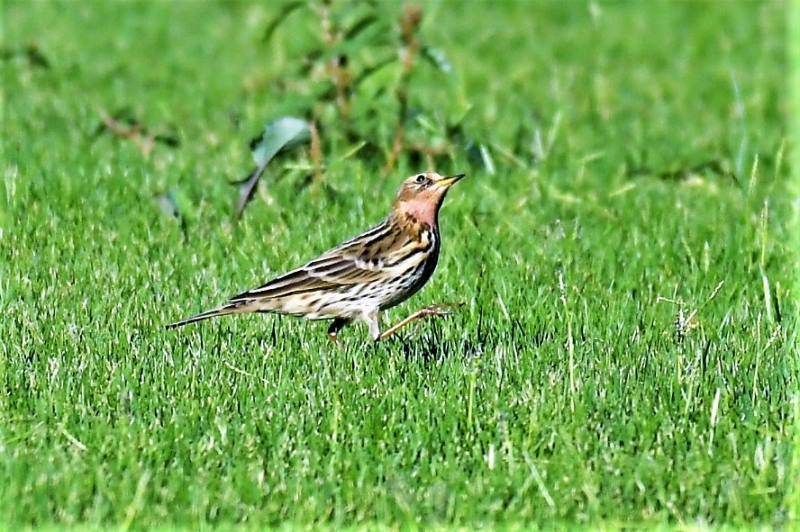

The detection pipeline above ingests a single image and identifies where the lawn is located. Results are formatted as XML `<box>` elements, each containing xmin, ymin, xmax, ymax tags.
<box><xmin>1</xmin><ymin>0</ymin><xmax>796</xmax><ymax>529</ymax></box>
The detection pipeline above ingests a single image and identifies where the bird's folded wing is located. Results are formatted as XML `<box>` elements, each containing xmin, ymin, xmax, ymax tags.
<box><xmin>304</xmin><ymin>232</ymin><xmax>428</xmax><ymax>284</ymax></box>
<box><xmin>228</xmin><ymin>238</ymin><xmax>425</xmax><ymax>302</ymax></box>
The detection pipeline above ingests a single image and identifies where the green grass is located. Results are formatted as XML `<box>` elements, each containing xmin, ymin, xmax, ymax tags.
<box><xmin>1</xmin><ymin>0</ymin><xmax>795</xmax><ymax>529</ymax></box>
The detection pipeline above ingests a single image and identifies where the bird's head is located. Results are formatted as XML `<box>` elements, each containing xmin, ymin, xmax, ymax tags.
<box><xmin>392</xmin><ymin>172</ymin><xmax>465</xmax><ymax>228</ymax></box>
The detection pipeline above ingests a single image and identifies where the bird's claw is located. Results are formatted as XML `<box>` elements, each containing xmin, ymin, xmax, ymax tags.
<box><xmin>419</xmin><ymin>302</ymin><xmax>464</xmax><ymax>317</ymax></box>
<box><xmin>378</xmin><ymin>302</ymin><xmax>464</xmax><ymax>341</ymax></box>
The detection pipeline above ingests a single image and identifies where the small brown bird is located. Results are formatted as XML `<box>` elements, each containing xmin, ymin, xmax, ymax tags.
<box><xmin>166</xmin><ymin>171</ymin><xmax>465</xmax><ymax>342</ymax></box>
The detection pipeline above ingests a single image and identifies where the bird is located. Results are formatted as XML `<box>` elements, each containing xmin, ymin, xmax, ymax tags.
<box><xmin>166</xmin><ymin>171</ymin><xmax>465</xmax><ymax>342</ymax></box>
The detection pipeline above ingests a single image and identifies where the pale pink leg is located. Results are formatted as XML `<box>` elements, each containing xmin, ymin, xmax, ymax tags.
<box><xmin>378</xmin><ymin>302</ymin><xmax>463</xmax><ymax>341</ymax></box>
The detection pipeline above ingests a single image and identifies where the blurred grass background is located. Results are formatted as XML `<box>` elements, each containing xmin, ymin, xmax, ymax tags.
<box><xmin>1</xmin><ymin>0</ymin><xmax>795</xmax><ymax>529</ymax></box>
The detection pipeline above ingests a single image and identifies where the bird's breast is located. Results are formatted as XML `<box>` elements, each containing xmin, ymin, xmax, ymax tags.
<box><xmin>376</xmin><ymin>227</ymin><xmax>440</xmax><ymax>310</ymax></box>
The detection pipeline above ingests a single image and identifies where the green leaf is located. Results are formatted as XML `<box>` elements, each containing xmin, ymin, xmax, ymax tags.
<box><xmin>262</xmin><ymin>1</ymin><xmax>306</xmax><ymax>43</ymax></box>
<box><xmin>153</xmin><ymin>188</ymin><xmax>189</xmax><ymax>237</ymax></box>
<box><xmin>233</xmin><ymin>117</ymin><xmax>312</xmax><ymax>220</ymax></box>
<box><xmin>344</xmin><ymin>14</ymin><xmax>379</xmax><ymax>41</ymax></box>
<box><xmin>250</xmin><ymin>116</ymin><xmax>311</xmax><ymax>167</ymax></box>
<box><xmin>421</xmin><ymin>46</ymin><xmax>453</xmax><ymax>74</ymax></box>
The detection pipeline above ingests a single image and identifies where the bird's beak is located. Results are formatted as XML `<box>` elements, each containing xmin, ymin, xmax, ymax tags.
<box><xmin>436</xmin><ymin>173</ymin><xmax>466</xmax><ymax>188</ymax></box>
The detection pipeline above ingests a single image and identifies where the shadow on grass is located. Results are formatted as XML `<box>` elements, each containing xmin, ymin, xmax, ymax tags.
<box><xmin>386</xmin><ymin>311</ymin><xmax>555</xmax><ymax>365</ymax></box>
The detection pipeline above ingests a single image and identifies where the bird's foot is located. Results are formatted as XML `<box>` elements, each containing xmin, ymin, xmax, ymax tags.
<box><xmin>327</xmin><ymin>318</ymin><xmax>349</xmax><ymax>347</ymax></box>
<box><xmin>419</xmin><ymin>302</ymin><xmax>464</xmax><ymax>317</ymax></box>
<box><xmin>379</xmin><ymin>302</ymin><xmax>464</xmax><ymax>341</ymax></box>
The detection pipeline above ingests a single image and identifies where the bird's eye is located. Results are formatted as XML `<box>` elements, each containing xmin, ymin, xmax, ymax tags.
<box><xmin>415</xmin><ymin>174</ymin><xmax>426</xmax><ymax>184</ymax></box>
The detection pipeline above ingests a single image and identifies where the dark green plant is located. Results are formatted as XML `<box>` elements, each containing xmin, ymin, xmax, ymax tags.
<box><xmin>230</xmin><ymin>0</ymin><xmax>489</xmax><ymax>220</ymax></box>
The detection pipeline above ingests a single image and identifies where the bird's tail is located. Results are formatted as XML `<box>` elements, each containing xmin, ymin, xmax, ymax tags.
<box><xmin>165</xmin><ymin>302</ymin><xmax>249</xmax><ymax>329</ymax></box>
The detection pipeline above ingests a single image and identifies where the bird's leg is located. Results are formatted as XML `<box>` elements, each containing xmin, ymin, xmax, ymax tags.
<box><xmin>327</xmin><ymin>318</ymin><xmax>350</xmax><ymax>346</ymax></box>
<box><xmin>379</xmin><ymin>302</ymin><xmax>463</xmax><ymax>341</ymax></box>
<box><xmin>362</xmin><ymin>309</ymin><xmax>382</xmax><ymax>342</ymax></box>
